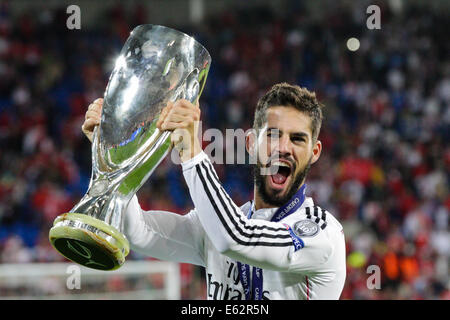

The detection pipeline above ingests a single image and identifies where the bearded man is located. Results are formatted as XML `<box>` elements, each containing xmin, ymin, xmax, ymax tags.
<box><xmin>82</xmin><ymin>83</ymin><xmax>346</xmax><ymax>300</ymax></box>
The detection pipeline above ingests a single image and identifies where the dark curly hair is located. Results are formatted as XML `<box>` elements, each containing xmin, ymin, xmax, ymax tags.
<box><xmin>253</xmin><ymin>83</ymin><xmax>324</xmax><ymax>142</ymax></box>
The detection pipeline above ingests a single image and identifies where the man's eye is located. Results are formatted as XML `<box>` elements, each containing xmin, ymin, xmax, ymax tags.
<box><xmin>292</xmin><ymin>136</ymin><xmax>305</xmax><ymax>143</ymax></box>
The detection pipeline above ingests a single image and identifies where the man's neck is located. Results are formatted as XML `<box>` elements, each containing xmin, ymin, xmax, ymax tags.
<box><xmin>253</xmin><ymin>183</ymin><xmax>307</xmax><ymax>211</ymax></box>
<box><xmin>253</xmin><ymin>188</ymin><xmax>276</xmax><ymax>211</ymax></box>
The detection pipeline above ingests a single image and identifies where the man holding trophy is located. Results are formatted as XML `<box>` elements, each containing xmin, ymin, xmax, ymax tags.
<box><xmin>50</xmin><ymin>25</ymin><xmax>346</xmax><ymax>300</ymax></box>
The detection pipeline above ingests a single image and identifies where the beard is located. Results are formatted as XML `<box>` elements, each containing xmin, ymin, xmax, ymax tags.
<box><xmin>253</xmin><ymin>156</ymin><xmax>312</xmax><ymax>207</ymax></box>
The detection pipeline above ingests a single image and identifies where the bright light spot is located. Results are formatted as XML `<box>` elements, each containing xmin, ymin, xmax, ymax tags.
<box><xmin>346</xmin><ymin>37</ymin><xmax>360</xmax><ymax>52</ymax></box>
<box><xmin>114</xmin><ymin>55</ymin><xmax>127</xmax><ymax>70</ymax></box>
<box><xmin>117</xmin><ymin>75</ymin><xmax>139</xmax><ymax>117</ymax></box>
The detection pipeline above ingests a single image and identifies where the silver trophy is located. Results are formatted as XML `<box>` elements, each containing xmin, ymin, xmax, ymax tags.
<box><xmin>49</xmin><ymin>25</ymin><xmax>211</xmax><ymax>270</ymax></box>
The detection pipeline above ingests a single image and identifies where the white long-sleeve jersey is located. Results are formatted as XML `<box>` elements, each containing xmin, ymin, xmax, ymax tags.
<box><xmin>124</xmin><ymin>151</ymin><xmax>346</xmax><ymax>300</ymax></box>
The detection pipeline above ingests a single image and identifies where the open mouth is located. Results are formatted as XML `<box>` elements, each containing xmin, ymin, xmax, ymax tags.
<box><xmin>269</xmin><ymin>160</ymin><xmax>293</xmax><ymax>188</ymax></box>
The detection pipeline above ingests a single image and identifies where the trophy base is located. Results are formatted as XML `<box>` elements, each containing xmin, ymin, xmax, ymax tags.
<box><xmin>49</xmin><ymin>213</ymin><xmax>130</xmax><ymax>271</ymax></box>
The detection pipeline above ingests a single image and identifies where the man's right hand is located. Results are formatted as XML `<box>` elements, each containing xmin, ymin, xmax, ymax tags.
<box><xmin>82</xmin><ymin>98</ymin><xmax>103</xmax><ymax>143</ymax></box>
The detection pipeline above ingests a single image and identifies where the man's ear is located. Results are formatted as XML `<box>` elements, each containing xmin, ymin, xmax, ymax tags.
<box><xmin>311</xmin><ymin>140</ymin><xmax>322</xmax><ymax>165</ymax></box>
<box><xmin>245</xmin><ymin>128</ymin><xmax>257</xmax><ymax>157</ymax></box>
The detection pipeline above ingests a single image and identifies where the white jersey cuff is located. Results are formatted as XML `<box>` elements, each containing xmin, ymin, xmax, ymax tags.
<box><xmin>181</xmin><ymin>150</ymin><xmax>209</xmax><ymax>171</ymax></box>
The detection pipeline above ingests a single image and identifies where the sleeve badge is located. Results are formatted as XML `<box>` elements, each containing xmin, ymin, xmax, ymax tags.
<box><xmin>293</xmin><ymin>219</ymin><xmax>320</xmax><ymax>237</ymax></box>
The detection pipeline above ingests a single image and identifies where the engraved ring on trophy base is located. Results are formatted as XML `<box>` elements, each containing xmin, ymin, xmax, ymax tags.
<box><xmin>49</xmin><ymin>213</ymin><xmax>130</xmax><ymax>270</ymax></box>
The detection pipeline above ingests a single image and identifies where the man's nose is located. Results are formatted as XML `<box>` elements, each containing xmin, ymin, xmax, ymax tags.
<box><xmin>273</xmin><ymin>134</ymin><xmax>292</xmax><ymax>156</ymax></box>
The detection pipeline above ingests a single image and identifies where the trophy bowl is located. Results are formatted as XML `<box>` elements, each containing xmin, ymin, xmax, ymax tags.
<box><xmin>49</xmin><ymin>24</ymin><xmax>211</xmax><ymax>270</ymax></box>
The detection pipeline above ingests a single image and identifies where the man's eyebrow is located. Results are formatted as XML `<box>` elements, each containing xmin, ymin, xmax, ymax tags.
<box><xmin>291</xmin><ymin>132</ymin><xmax>309</xmax><ymax>139</ymax></box>
<box><xmin>266</xmin><ymin>128</ymin><xmax>310</xmax><ymax>140</ymax></box>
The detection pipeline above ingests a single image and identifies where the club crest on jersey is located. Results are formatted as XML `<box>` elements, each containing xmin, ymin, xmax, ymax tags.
<box><xmin>293</xmin><ymin>220</ymin><xmax>319</xmax><ymax>237</ymax></box>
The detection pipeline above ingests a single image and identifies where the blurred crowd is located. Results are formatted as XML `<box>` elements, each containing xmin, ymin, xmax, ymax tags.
<box><xmin>0</xmin><ymin>1</ymin><xmax>448</xmax><ymax>299</ymax></box>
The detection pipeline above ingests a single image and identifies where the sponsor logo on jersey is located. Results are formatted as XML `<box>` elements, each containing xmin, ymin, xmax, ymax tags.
<box><xmin>206</xmin><ymin>260</ymin><xmax>271</xmax><ymax>300</ymax></box>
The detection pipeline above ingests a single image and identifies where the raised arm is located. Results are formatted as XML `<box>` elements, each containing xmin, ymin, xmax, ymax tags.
<box><xmin>157</xmin><ymin>99</ymin><xmax>335</xmax><ymax>272</ymax></box>
<box><xmin>181</xmin><ymin>152</ymin><xmax>334</xmax><ymax>272</ymax></box>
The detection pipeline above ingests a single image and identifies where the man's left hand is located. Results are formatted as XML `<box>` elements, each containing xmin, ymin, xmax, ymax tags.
<box><xmin>156</xmin><ymin>99</ymin><xmax>202</xmax><ymax>162</ymax></box>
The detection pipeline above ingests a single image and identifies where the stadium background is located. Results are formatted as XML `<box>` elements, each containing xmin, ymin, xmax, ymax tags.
<box><xmin>0</xmin><ymin>0</ymin><xmax>448</xmax><ymax>299</ymax></box>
